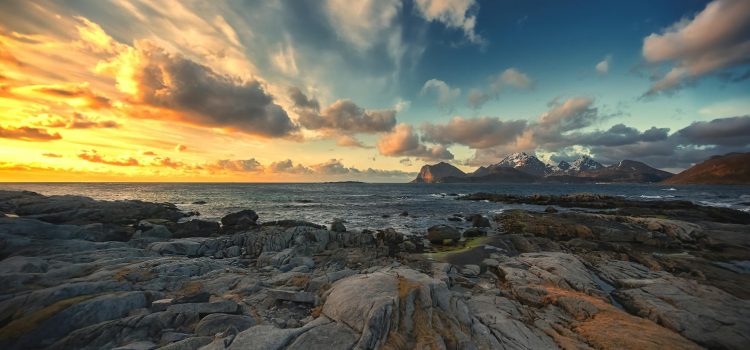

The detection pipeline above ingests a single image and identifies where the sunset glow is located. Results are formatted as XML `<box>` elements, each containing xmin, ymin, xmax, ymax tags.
<box><xmin>1</xmin><ymin>0</ymin><xmax>748</xmax><ymax>182</ymax></box>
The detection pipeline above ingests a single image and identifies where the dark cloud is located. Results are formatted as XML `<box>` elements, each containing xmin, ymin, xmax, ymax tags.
<box><xmin>298</xmin><ymin>99</ymin><xmax>397</xmax><ymax>134</ymax></box>
<box><xmin>421</xmin><ymin>116</ymin><xmax>528</xmax><ymax>149</ymax></box>
<box><xmin>0</xmin><ymin>125</ymin><xmax>61</xmax><ymax>141</ymax></box>
<box><xmin>125</xmin><ymin>42</ymin><xmax>297</xmax><ymax>137</ymax></box>
<box><xmin>677</xmin><ymin>115</ymin><xmax>750</xmax><ymax>146</ymax></box>
<box><xmin>288</xmin><ymin>87</ymin><xmax>320</xmax><ymax>111</ymax></box>
<box><xmin>78</xmin><ymin>150</ymin><xmax>139</xmax><ymax>166</ymax></box>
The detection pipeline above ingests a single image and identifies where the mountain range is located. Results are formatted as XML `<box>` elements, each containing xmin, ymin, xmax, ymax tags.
<box><xmin>412</xmin><ymin>152</ymin><xmax>674</xmax><ymax>184</ymax></box>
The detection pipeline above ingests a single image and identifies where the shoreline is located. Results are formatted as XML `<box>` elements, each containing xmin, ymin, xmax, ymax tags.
<box><xmin>1</xmin><ymin>190</ymin><xmax>749</xmax><ymax>349</ymax></box>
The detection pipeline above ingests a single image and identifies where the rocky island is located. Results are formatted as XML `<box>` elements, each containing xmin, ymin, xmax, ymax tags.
<box><xmin>1</xmin><ymin>190</ymin><xmax>749</xmax><ymax>350</ymax></box>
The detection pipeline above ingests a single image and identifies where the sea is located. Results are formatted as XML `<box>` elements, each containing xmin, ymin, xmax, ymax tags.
<box><xmin>1</xmin><ymin>183</ymin><xmax>749</xmax><ymax>235</ymax></box>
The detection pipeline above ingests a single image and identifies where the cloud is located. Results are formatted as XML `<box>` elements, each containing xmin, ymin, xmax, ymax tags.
<box><xmin>421</xmin><ymin>116</ymin><xmax>528</xmax><ymax>148</ymax></box>
<box><xmin>491</xmin><ymin>68</ymin><xmax>533</xmax><ymax>92</ymax></box>
<box><xmin>596</xmin><ymin>55</ymin><xmax>611</xmax><ymax>74</ymax></box>
<box><xmin>336</xmin><ymin>135</ymin><xmax>372</xmax><ymax>148</ymax></box>
<box><xmin>420</xmin><ymin>79</ymin><xmax>461</xmax><ymax>112</ymax></box>
<box><xmin>99</xmin><ymin>41</ymin><xmax>297</xmax><ymax>137</ymax></box>
<box><xmin>152</xmin><ymin>157</ymin><xmax>187</xmax><ymax>169</ymax></box>
<box><xmin>468</xmin><ymin>68</ymin><xmax>533</xmax><ymax>109</ymax></box>
<box><xmin>42</xmin><ymin>153</ymin><xmax>62</xmax><ymax>158</ymax></box>
<box><xmin>323</xmin><ymin>0</ymin><xmax>403</xmax><ymax>52</ymax></box>
<box><xmin>175</xmin><ymin>144</ymin><xmax>187</xmax><ymax>152</ymax></box>
<box><xmin>677</xmin><ymin>115</ymin><xmax>750</xmax><ymax>146</ymax></box>
<box><xmin>38</xmin><ymin>113</ymin><xmax>119</xmax><ymax>129</ymax></box>
<box><xmin>414</xmin><ymin>0</ymin><xmax>485</xmax><ymax>45</ymax></box>
<box><xmin>298</xmin><ymin>99</ymin><xmax>397</xmax><ymax>134</ymax></box>
<box><xmin>467</xmin><ymin>88</ymin><xmax>490</xmax><ymax>109</ymax></box>
<box><xmin>142</xmin><ymin>151</ymin><xmax>157</xmax><ymax>156</ymax></box>
<box><xmin>288</xmin><ymin>87</ymin><xmax>321</xmax><ymax>111</ymax></box>
<box><xmin>310</xmin><ymin>159</ymin><xmax>357</xmax><ymax>174</ymax></box>
<box><xmin>206</xmin><ymin>159</ymin><xmax>264</xmax><ymax>172</ymax></box>
<box><xmin>537</xmin><ymin>97</ymin><xmax>598</xmax><ymax>134</ymax></box>
<box><xmin>377</xmin><ymin>123</ymin><xmax>454</xmax><ymax>160</ymax></box>
<box><xmin>0</xmin><ymin>125</ymin><xmax>62</xmax><ymax>141</ymax></box>
<box><xmin>78</xmin><ymin>150</ymin><xmax>139</xmax><ymax>166</ymax></box>
<box><xmin>268</xmin><ymin>159</ymin><xmax>313</xmax><ymax>174</ymax></box>
<box><xmin>642</xmin><ymin>0</ymin><xmax>750</xmax><ymax>96</ymax></box>
<box><xmin>29</xmin><ymin>83</ymin><xmax>112</xmax><ymax>109</ymax></box>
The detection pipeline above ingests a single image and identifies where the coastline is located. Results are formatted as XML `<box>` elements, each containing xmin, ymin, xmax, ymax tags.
<box><xmin>1</xmin><ymin>189</ymin><xmax>749</xmax><ymax>349</ymax></box>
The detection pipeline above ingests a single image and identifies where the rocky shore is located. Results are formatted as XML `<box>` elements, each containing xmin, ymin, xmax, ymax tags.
<box><xmin>1</xmin><ymin>190</ymin><xmax>749</xmax><ymax>349</ymax></box>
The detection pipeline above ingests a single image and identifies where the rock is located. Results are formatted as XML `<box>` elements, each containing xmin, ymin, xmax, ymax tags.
<box><xmin>158</xmin><ymin>337</ymin><xmax>212</xmax><ymax>350</ymax></box>
<box><xmin>172</xmin><ymin>219</ymin><xmax>219</xmax><ymax>238</ymax></box>
<box><xmin>7</xmin><ymin>291</ymin><xmax>149</xmax><ymax>349</ymax></box>
<box><xmin>221</xmin><ymin>210</ymin><xmax>258</xmax><ymax>233</ymax></box>
<box><xmin>614</xmin><ymin>276</ymin><xmax>750</xmax><ymax>349</ymax></box>
<box><xmin>148</xmin><ymin>240</ymin><xmax>203</xmax><ymax>256</ymax></box>
<box><xmin>173</xmin><ymin>292</ymin><xmax>210</xmax><ymax>304</ymax></box>
<box><xmin>112</xmin><ymin>341</ymin><xmax>158</xmax><ymax>350</ymax></box>
<box><xmin>166</xmin><ymin>300</ymin><xmax>239</xmax><ymax>315</ymax></box>
<box><xmin>160</xmin><ymin>332</ymin><xmax>192</xmax><ymax>344</ymax></box>
<box><xmin>285</xmin><ymin>318</ymin><xmax>358</xmax><ymax>350</ymax></box>
<box><xmin>330</xmin><ymin>219</ymin><xmax>346</xmax><ymax>232</ymax></box>
<box><xmin>399</xmin><ymin>211</ymin><xmax>409</xmax><ymax>216</ymax></box>
<box><xmin>225</xmin><ymin>324</ymin><xmax>308</xmax><ymax>350</ymax></box>
<box><xmin>192</xmin><ymin>200</ymin><xmax>207</xmax><ymax>205</ymax></box>
<box><xmin>426</xmin><ymin>224</ymin><xmax>460</xmax><ymax>244</ymax></box>
<box><xmin>267</xmin><ymin>289</ymin><xmax>316</xmax><ymax>304</ymax></box>
<box><xmin>462</xmin><ymin>264</ymin><xmax>481</xmax><ymax>277</ymax></box>
<box><xmin>468</xmin><ymin>214</ymin><xmax>491</xmax><ymax>228</ymax></box>
<box><xmin>151</xmin><ymin>299</ymin><xmax>173</xmax><ymax>312</ymax></box>
<box><xmin>133</xmin><ymin>221</ymin><xmax>173</xmax><ymax>240</ymax></box>
<box><xmin>463</xmin><ymin>227</ymin><xmax>486</xmax><ymax>238</ymax></box>
<box><xmin>544</xmin><ymin>206</ymin><xmax>558</xmax><ymax>213</ymax></box>
<box><xmin>0</xmin><ymin>255</ymin><xmax>48</xmax><ymax>273</ymax></box>
<box><xmin>195</xmin><ymin>313</ymin><xmax>256</xmax><ymax>336</ymax></box>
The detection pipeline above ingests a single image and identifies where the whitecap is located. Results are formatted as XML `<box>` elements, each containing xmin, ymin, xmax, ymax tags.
<box><xmin>662</xmin><ymin>187</ymin><xmax>677</xmax><ymax>191</ymax></box>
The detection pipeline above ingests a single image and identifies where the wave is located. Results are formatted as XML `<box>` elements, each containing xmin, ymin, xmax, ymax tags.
<box><xmin>699</xmin><ymin>200</ymin><xmax>732</xmax><ymax>208</ymax></box>
<box><xmin>639</xmin><ymin>195</ymin><xmax>675</xmax><ymax>199</ymax></box>
<box><xmin>661</xmin><ymin>187</ymin><xmax>677</xmax><ymax>191</ymax></box>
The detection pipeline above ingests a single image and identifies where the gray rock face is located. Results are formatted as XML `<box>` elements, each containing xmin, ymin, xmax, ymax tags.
<box><xmin>614</xmin><ymin>276</ymin><xmax>750</xmax><ymax>349</ymax></box>
<box><xmin>148</xmin><ymin>239</ymin><xmax>203</xmax><ymax>256</ymax></box>
<box><xmin>195</xmin><ymin>313</ymin><xmax>256</xmax><ymax>336</ymax></box>
<box><xmin>8</xmin><ymin>291</ymin><xmax>149</xmax><ymax>349</ymax></box>
<box><xmin>426</xmin><ymin>224</ymin><xmax>460</xmax><ymax>244</ymax></box>
<box><xmin>0</xmin><ymin>255</ymin><xmax>48</xmax><ymax>273</ymax></box>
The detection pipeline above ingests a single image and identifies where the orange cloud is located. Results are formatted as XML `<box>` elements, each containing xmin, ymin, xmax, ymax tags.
<box><xmin>78</xmin><ymin>149</ymin><xmax>139</xmax><ymax>166</ymax></box>
<box><xmin>38</xmin><ymin>113</ymin><xmax>119</xmax><ymax>129</ymax></box>
<box><xmin>42</xmin><ymin>153</ymin><xmax>63</xmax><ymax>158</ymax></box>
<box><xmin>0</xmin><ymin>125</ymin><xmax>62</xmax><ymax>141</ymax></box>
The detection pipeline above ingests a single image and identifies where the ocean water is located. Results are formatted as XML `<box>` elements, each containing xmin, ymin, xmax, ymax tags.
<box><xmin>1</xmin><ymin>183</ymin><xmax>749</xmax><ymax>234</ymax></box>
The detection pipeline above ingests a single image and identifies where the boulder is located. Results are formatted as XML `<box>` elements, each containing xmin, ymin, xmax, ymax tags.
<box><xmin>426</xmin><ymin>224</ymin><xmax>461</xmax><ymax>244</ymax></box>
<box><xmin>148</xmin><ymin>240</ymin><xmax>202</xmax><ymax>256</ymax></box>
<box><xmin>221</xmin><ymin>210</ymin><xmax>258</xmax><ymax>233</ymax></box>
<box><xmin>172</xmin><ymin>219</ymin><xmax>219</xmax><ymax>238</ymax></box>
<box><xmin>463</xmin><ymin>227</ymin><xmax>486</xmax><ymax>238</ymax></box>
<box><xmin>267</xmin><ymin>289</ymin><xmax>316</xmax><ymax>304</ymax></box>
<box><xmin>468</xmin><ymin>214</ymin><xmax>491</xmax><ymax>228</ymax></box>
<box><xmin>544</xmin><ymin>206</ymin><xmax>558</xmax><ymax>213</ymax></box>
<box><xmin>330</xmin><ymin>219</ymin><xmax>346</xmax><ymax>232</ymax></box>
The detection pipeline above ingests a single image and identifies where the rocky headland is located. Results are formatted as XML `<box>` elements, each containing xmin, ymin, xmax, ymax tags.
<box><xmin>1</xmin><ymin>190</ymin><xmax>749</xmax><ymax>349</ymax></box>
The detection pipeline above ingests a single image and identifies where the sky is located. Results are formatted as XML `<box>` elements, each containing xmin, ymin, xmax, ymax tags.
<box><xmin>0</xmin><ymin>0</ymin><xmax>748</xmax><ymax>182</ymax></box>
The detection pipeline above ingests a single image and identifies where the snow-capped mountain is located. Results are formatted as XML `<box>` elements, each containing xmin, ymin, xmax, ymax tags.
<box><xmin>570</xmin><ymin>155</ymin><xmax>604</xmax><ymax>172</ymax></box>
<box><xmin>487</xmin><ymin>152</ymin><xmax>548</xmax><ymax>177</ymax></box>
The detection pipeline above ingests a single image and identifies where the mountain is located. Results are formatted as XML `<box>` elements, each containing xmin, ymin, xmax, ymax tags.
<box><xmin>412</xmin><ymin>154</ymin><xmax>673</xmax><ymax>184</ymax></box>
<box><xmin>663</xmin><ymin>152</ymin><xmax>750</xmax><ymax>184</ymax></box>
<box><xmin>570</xmin><ymin>156</ymin><xmax>604</xmax><ymax>172</ymax></box>
<box><xmin>580</xmin><ymin>160</ymin><xmax>672</xmax><ymax>183</ymax></box>
<box><xmin>447</xmin><ymin>166</ymin><xmax>538</xmax><ymax>183</ymax></box>
<box><xmin>411</xmin><ymin>162</ymin><xmax>466</xmax><ymax>183</ymax></box>
<box><xmin>489</xmin><ymin>152</ymin><xmax>548</xmax><ymax>177</ymax></box>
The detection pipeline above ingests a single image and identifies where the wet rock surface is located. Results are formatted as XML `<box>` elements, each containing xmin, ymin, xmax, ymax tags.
<box><xmin>1</xmin><ymin>190</ymin><xmax>748</xmax><ymax>349</ymax></box>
